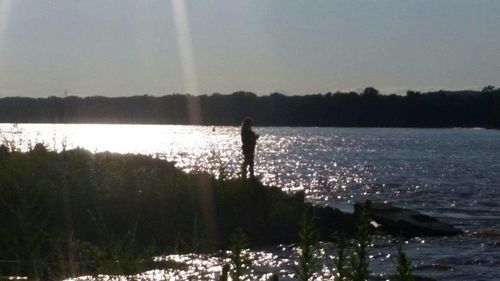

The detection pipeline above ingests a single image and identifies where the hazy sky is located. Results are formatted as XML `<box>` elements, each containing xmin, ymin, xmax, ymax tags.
<box><xmin>0</xmin><ymin>0</ymin><xmax>499</xmax><ymax>97</ymax></box>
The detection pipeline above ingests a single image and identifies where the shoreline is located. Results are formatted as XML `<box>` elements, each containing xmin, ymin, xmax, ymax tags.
<box><xmin>0</xmin><ymin>147</ymin><xmax>463</xmax><ymax>280</ymax></box>
<box><xmin>1</xmin><ymin>122</ymin><xmax>499</xmax><ymax>132</ymax></box>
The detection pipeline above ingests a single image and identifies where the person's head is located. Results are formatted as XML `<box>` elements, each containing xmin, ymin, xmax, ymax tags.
<box><xmin>241</xmin><ymin>117</ymin><xmax>253</xmax><ymax>129</ymax></box>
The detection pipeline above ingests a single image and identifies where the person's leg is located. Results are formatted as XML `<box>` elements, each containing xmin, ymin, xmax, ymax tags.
<box><xmin>242</xmin><ymin>154</ymin><xmax>249</xmax><ymax>178</ymax></box>
<box><xmin>249</xmin><ymin>154</ymin><xmax>255</xmax><ymax>178</ymax></box>
<box><xmin>241</xmin><ymin>162</ymin><xmax>246</xmax><ymax>178</ymax></box>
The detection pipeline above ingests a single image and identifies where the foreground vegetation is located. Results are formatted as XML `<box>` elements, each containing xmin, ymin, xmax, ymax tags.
<box><xmin>224</xmin><ymin>203</ymin><xmax>417</xmax><ymax>281</ymax></box>
<box><xmin>0</xmin><ymin>145</ymin><xmax>325</xmax><ymax>279</ymax></box>
<box><xmin>0</xmin><ymin>146</ymin><xmax>421</xmax><ymax>280</ymax></box>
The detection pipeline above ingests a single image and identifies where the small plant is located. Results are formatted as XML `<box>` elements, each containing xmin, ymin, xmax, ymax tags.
<box><xmin>295</xmin><ymin>209</ymin><xmax>317</xmax><ymax>281</ymax></box>
<box><xmin>333</xmin><ymin>232</ymin><xmax>349</xmax><ymax>281</ymax></box>
<box><xmin>189</xmin><ymin>215</ymin><xmax>205</xmax><ymax>252</ymax></box>
<box><xmin>393</xmin><ymin>240</ymin><xmax>414</xmax><ymax>281</ymax></box>
<box><xmin>208</xmin><ymin>149</ymin><xmax>230</xmax><ymax>181</ymax></box>
<box><xmin>88</xmin><ymin>211</ymin><xmax>142</xmax><ymax>275</ymax></box>
<box><xmin>229</xmin><ymin>228</ymin><xmax>249</xmax><ymax>281</ymax></box>
<box><xmin>218</xmin><ymin>263</ymin><xmax>230</xmax><ymax>281</ymax></box>
<box><xmin>350</xmin><ymin>201</ymin><xmax>372</xmax><ymax>281</ymax></box>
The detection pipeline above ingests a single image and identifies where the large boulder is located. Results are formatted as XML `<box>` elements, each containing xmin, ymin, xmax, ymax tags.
<box><xmin>369</xmin><ymin>202</ymin><xmax>463</xmax><ymax>237</ymax></box>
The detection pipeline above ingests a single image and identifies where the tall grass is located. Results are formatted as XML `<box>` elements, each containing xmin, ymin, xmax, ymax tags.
<box><xmin>331</xmin><ymin>202</ymin><xmax>419</xmax><ymax>281</ymax></box>
<box><xmin>393</xmin><ymin>240</ymin><xmax>414</xmax><ymax>281</ymax></box>
<box><xmin>218</xmin><ymin>263</ymin><xmax>230</xmax><ymax>281</ymax></box>
<box><xmin>229</xmin><ymin>228</ymin><xmax>249</xmax><ymax>281</ymax></box>
<box><xmin>350</xmin><ymin>201</ymin><xmax>372</xmax><ymax>281</ymax></box>
<box><xmin>295</xmin><ymin>210</ymin><xmax>318</xmax><ymax>281</ymax></box>
<box><xmin>333</xmin><ymin>232</ymin><xmax>349</xmax><ymax>281</ymax></box>
<box><xmin>329</xmin><ymin>201</ymin><xmax>374</xmax><ymax>281</ymax></box>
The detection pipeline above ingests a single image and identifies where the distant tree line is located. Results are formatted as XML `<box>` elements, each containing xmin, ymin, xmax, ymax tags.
<box><xmin>0</xmin><ymin>86</ymin><xmax>499</xmax><ymax>128</ymax></box>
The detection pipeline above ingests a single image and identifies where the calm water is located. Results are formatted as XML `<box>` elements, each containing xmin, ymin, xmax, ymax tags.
<box><xmin>1</xmin><ymin>124</ymin><xmax>499</xmax><ymax>281</ymax></box>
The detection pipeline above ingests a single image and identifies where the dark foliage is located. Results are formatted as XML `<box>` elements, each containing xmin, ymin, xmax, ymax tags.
<box><xmin>0</xmin><ymin>148</ymin><xmax>331</xmax><ymax>278</ymax></box>
<box><xmin>1</xmin><ymin>87</ymin><xmax>499</xmax><ymax>128</ymax></box>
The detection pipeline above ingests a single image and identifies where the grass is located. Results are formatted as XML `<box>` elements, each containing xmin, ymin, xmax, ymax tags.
<box><xmin>295</xmin><ymin>209</ymin><xmax>318</xmax><ymax>281</ymax></box>
<box><xmin>334</xmin><ymin>232</ymin><xmax>349</xmax><ymax>281</ymax></box>
<box><xmin>229</xmin><ymin>228</ymin><xmax>249</xmax><ymax>281</ymax></box>
<box><xmin>350</xmin><ymin>201</ymin><xmax>373</xmax><ymax>281</ymax></box>
<box><xmin>393</xmin><ymin>240</ymin><xmax>415</xmax><ymax>281</ymax></box>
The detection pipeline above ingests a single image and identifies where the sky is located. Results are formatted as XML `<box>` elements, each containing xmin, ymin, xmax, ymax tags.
<box><xmin>0</xmin><ymin>0</ymin><xmax>499</xmax><ymax>97</ymax></box>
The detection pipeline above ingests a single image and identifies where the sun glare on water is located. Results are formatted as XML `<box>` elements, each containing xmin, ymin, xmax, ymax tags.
<box><xmin>0</xmin><ymin>123</ymin><xmax>246</xmax><ymax>183</ymax></box>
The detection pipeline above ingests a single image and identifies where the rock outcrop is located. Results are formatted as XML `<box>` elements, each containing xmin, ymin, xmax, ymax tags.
<box><xmin>368</xmin><ymin>202</ymin><xmax>463</xmax><ymax>237</ymax></box>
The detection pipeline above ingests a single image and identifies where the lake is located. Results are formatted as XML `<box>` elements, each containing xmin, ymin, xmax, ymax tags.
<box><xmin>1</xmin><ymin>123</ymin><xmax>499</xmax><ymax>280</ymax></box>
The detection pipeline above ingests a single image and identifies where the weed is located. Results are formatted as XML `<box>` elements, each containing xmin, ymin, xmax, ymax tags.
<box><xmin>229</xmin><ymin>228</ymin><xmax>249</xmax><ymax>281</ymax></box>
<box><xmin>295</xmin><ymin>209</ymin><xmax>317</xmax><ymax>281</ymax></box>
<box><xmin>393</xmin><ymin>240</ymin><xmax>414</xmax><ymax>281</ymax></box>
<box><xmin>333</xmin><ymin>232</ymin><xmax>349</xmax><ymax>281</ymax></box>
<box><xmin>218</xmin><ymin>263</ymin><xmax>230</xmax><ymax>281</ymax></box>
<box><xmin>350</xmin><ymin>201</ymin><xmax>373</xmax><ymax>281</ymax></box>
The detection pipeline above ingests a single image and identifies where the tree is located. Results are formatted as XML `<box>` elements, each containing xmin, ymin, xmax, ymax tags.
<box><xmin>482</xmin><ymin>85</ymin><xmax>495</xmax><ymax>93</ymax></box>
<box><xmin>362</xmin><ymin>87</ymin><xmax>379</xmax><ymax>99</ymax></box>
<box><xmin>406</xmin><ymin>91</ymin><xmax>421</xmax><ymax>97</ymax></box>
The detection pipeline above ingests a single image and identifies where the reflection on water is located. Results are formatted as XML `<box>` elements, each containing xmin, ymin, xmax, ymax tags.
<box><xmin>1</xmin><ymin>123</ymin><xmax>500</xmax><ymax>280</ymax></box>
<box><xmin>64</xmin><ymin>242</ymin><xmax>386</xmax><ymax>281</ymax></box>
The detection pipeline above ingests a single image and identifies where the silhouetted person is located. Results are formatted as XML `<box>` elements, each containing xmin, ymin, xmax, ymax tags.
<box><xmin>241</xmin><ymin>117</ymin><xmax>259</xmax><ymax>179</ymax></box>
